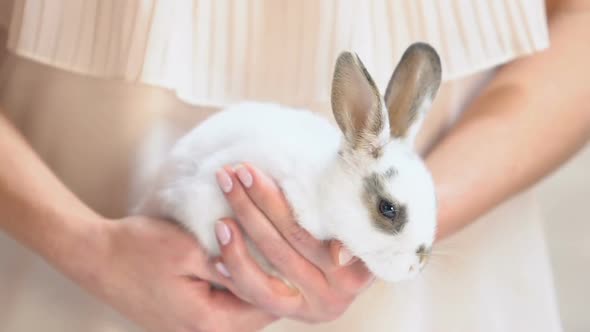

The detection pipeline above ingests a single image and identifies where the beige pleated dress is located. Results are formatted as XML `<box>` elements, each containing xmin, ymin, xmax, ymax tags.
<box><xmin>0</xmin><ymin>1</ymin><xmax>563</xmax><ymax>331</ymax></box>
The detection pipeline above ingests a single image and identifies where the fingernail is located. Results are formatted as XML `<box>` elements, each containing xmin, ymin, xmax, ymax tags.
<box><xmin>215</xmin><ymin>262</ymin><xmax>231</xmax><ymax>278</ymax></box>
<box><xmin>338</xmin><ymin>247</ymin><xmax>354</xmax><ymax>266</ymax></box>
<box><xmin>234</xmin><ymin>164</ymin><xmax>253</xmax><ymax>188</ymax></box>
<box><xmin>216</xmin><ymin>169</ymin><xmax>233</xmax><ymax>193</ymax></box>
<box><xmin>215</xmin><ymin>220</ymin><xmax>231</xmax><ymax>246</ymax></box>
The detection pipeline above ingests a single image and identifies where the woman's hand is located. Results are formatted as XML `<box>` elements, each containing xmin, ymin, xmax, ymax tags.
<box><xmin>88</xmin><ymin>216</ymin><xmax>276</xmax><ymax>332</ymax></box>
<box><xmin>210</xmin><ymin>164</ymin><xmax>374</xmax><ymax>323</ymax></box>
<box><xmin>0</xmin><ymin>114</ymin><xmax>279</xmax><ymax>332</ymax></box>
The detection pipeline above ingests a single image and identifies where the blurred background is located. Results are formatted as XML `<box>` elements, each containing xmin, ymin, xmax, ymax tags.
<box><xmin>536</xmin><ymin>143</ymin><xmax>589</xmax><ymax>332</ymax></box>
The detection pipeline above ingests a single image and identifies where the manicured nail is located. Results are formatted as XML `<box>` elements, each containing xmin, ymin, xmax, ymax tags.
<box><xmin>215</xmin><ymin>220</ymin><xmax>231</xmax><ymax>246</ymax></box>
<box><xmin>215</xmin><ymin>262</ymin><xmax>231</xmax><ymax>278</ymax></box>
<box><xmin>216</xmin><ymin>169</ymin><xmax>233</xmax><ymax>193</ymax></box>
<box><xmin>234</xmin><ymin>164</ymin><xmax>253</xmax><ymax>188</ymax></box>
<box><xmin>338</xmin><ymin>247</ymin><xmax>354</xmax><ymax>266</ymax></box>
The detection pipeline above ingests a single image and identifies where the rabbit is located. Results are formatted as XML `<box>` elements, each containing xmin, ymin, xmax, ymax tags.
<box><xmin>135</xmin><ymin>42</ymin><xmax>442</xmax><ymax>283</ymax></box>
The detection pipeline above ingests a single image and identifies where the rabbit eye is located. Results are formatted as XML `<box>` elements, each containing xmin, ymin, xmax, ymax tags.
<box><xmin>378</xmin><ymin>199</ymin><xmax>398</xmax><ymax>220</ymax></box>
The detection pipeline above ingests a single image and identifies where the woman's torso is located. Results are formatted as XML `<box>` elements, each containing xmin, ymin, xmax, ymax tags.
<box><xmin>0</xmin><ymin>1</ymin><xmax>562</xmax><ymax>331</ymax></box>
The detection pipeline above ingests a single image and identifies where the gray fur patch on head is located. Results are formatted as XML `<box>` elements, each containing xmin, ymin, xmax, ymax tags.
<box><xmin>362</xmin><ymin>172</ymin><xmax>407</xmax><ymax>234</ymax></box>
<box><xmin>369</xmin><ymin>145</ymin><xmax>383</xmax><ymax>159</ymax></box>
<box><xmin>383</xmin><ymin>167</ymin><xmax>397</xmax><ymax>179</ymax></box>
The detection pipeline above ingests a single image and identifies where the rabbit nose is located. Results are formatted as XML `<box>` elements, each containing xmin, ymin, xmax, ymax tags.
<box><xmin>416</xmin><ymin>244</ymin><xmax>432</xmax><ymax>266</ymax></box>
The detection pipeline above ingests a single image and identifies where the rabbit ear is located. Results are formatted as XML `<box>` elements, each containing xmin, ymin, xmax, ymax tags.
<box><xmin>384</xmin><ymin>43</ymin><xmax>442</xmax><ymax>145</ymax></box>
<box><xmin>331</xmin><ymin>52</ymin><xmax>388</xmax><ymax>155</ymax></box>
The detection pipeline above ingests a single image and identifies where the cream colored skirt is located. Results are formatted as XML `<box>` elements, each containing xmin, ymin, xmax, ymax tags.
<box><xmin>0</xmin><ymin>49</ymin><xmax>563</xmax><ymax>331</ymax></box>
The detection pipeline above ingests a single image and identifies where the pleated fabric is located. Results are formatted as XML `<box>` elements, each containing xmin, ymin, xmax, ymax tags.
<box><xmin>5</xmin><ymin>0</ymin><xmax>549</xmax><ymax>107</ymax></box>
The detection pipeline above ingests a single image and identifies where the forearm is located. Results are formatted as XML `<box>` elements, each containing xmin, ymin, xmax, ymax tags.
<box><xmin>428</xmin><ymin>4</ymin><xmax>590</xmax><ymax>240</ymax></box>
<box><xmin>0</xmin><ymin>113</ymin><xmax>106</xmax><ymax>278</ymax></box>
<box><xmin>0</xmin><ymin>113</ymin><xmax>280</xmax><ymax>332</ymax></box>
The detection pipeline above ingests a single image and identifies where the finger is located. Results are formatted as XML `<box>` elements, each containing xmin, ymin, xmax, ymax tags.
<box><xmin>326</xmin><ymin>241</ymin><xmax>374</xmax><ymax>295</ymax></box>
<box><xmin>328</xmin><ymin>241</ymin><xmax>375</xmax><ymax>294</ymax></box>
<box><xmin>212</xmin><ymin>218</ymin><xmax>302</xmax><ymax>316</ymax></box>
<box><xmin>217</xmin><ymin>165</ymin><xmax>371</xmax><ymax>319</ymax></box>
<box><xmin>216</xmin><ymin>166</ymin><xmax>324</xmax><ymax>285</ymax></box>
<box><xmin>329</xmin><ymin>241</ymin><xmax>358</xmax><ymax>267</ymax></box>
<box><xmin>234</xmin><ymin>163</ymin><xmax>332</xmax><ymax>268</ymax></box>
<box><xmin>241</xmin><ymin>164</ymin><xmax>373</xmax><ymax>294</ymax></box>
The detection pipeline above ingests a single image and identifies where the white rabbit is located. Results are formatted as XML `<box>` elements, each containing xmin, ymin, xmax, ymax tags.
<box><xmin>135</xmin><ymin>42</ymin><xmax>442</xmax><ymax>282</ymax></box>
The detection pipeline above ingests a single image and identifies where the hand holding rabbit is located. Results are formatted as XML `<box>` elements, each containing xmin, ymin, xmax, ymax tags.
<box><xmin>136</xmin><ymin>42</ymin><xmax>441</xmax><ymax>323</ymax></box>
<box><xmin>138</xmin><ymin>42</ymin><xmax>441</xmax><ymax>282</ymax></box>
<box><xmin>209</xmin><ymin>164</ymin><xmax>375</xmax><ymax>323</ymax></box>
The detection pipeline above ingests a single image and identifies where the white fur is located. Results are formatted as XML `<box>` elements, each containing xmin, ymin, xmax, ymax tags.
<box><xmin>135</xmin><ymin>101</ymin><xmax>436</xmax><ymax>282</ymax></box>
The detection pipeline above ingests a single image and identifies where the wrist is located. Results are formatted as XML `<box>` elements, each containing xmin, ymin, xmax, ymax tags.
<box><xmin>42</xmin><ymin>212</ymin><xmax>114</xmax><ymax>294</ymax></box>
